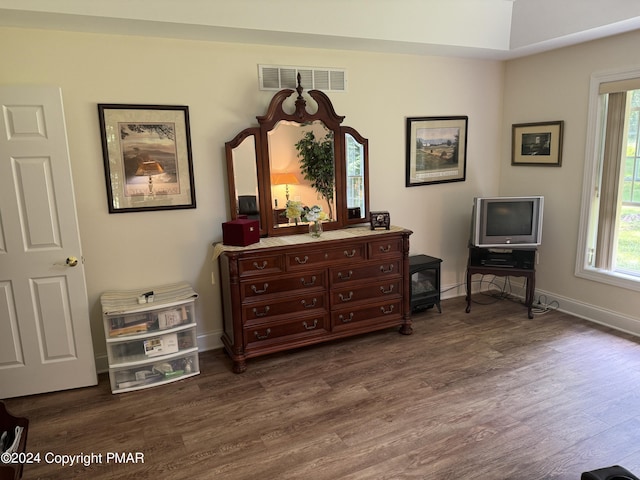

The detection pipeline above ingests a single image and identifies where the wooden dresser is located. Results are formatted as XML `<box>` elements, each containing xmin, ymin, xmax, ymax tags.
<box><xmin>215</xmin><ymin>226</ymin><xmax>412</xmax><ymax>372</ymax></box>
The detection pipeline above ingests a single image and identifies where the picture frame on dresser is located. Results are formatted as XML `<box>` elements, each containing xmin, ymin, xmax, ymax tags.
<box><xmin>405</xmin><ymin>116</ymin><xmax>468</xmax><ymax>187</ymax></box>
<box><xmin>97</xmin><ymin>104</ymin><xmax>196</xmax><ymax>213</ymax></box>
<box><xmin>370</xmin><ymin>211</ymin><xmax>391</xmax><ymax>230</ymax></box>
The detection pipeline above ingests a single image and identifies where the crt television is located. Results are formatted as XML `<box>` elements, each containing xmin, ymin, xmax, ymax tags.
<box><xmin>470</xmin><ymin>196</ymin><xmax>544</xmax><ymax>248</ymax></box>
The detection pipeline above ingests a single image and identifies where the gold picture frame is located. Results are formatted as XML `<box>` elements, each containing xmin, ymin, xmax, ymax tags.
<box><xmin>512</xmin><ymin>121</ymin><xmax>564</xmax><ymax>166</ymax></box>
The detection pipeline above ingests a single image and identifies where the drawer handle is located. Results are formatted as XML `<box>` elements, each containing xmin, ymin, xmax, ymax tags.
<box><xmin>337</xmin><ymin>270</ymin><xmax>353</xmax><ymax>280</ymax></box>
<box><xmin>380</xmin><ymin>305</ymin><xmax>395</xmax><ymax>315</ymax></box>
<box><xmin>343</xmin><ymin>249</ymin><xmax>357</xmax><ymax>258</ymax></box>
<box><xmin>303</xmin><ymin>319</ymin><xmax>318</xmax><ymax>330</ymax></box>
<box><xmin>254</xmin><ymin>328</ymin><xmax>271</xmax><ymax>340</ymax></box>
<box><xmin>252</xmin><ymin>306</ymin><xmax>270</xmax><ymax>317</ymax></box>
<box><xmin>301</xmin><ymin>276</ymin><xmax>317</xmax><ymax>286</ymax></box>
<box><xmin>253</xmin><ymin>260</ymin><xmax>268</xmax><ymax>270</ymax></box>
<box><xmin>251</xmin><ymin>283</ymin><xmax>269</xmax><ymax>294</ymax></box>
<box><xmin>380</xmin><ymin>264</ymin><xmax>394</xmax><ymax>274</ymax></box>
<box><xmin>339</xmin><ymin>313</ymin><xmax>354</xmax><ymax>323</ymax></box>
<box><xmin>295</xmin><ymin>256</ymin><xmax>309</xmax><ymax>264</ymax></box>
<box><xmin>339</xmin><ymin>291</ymin><xmax>353</xmax><ymax>302</ymax></box>
<box><xmin>379</xmin><ymin>244</ymin><xmax>392</xmax><ymax>253</ymax></box>
<box><xmin>301</xmin><ymin>298</ymin><xmax>318</xmax><ymax>308</ymax></box>
<box><xmin>380</xmin><ymin>285</ymin><xmax>394</xmax><ymax>294</ymax></box>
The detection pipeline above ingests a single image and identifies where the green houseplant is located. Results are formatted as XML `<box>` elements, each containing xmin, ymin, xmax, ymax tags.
<box><xmin>295</xmin><ymin>130</ymin><xmax>335</xmax><ymax>220</ymax></box>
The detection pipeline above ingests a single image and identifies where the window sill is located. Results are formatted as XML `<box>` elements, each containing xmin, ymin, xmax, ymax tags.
<box><xmin>575</xmin><ymin>265</ymin><xmax>640</xmax><ymax>292</ymax></box>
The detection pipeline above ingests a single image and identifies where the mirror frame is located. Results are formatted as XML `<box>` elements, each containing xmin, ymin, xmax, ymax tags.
<box><xmin>225</xmin><ymin>80</ymin><xmax>369</xmax><ymax>237</ymax></box>
<box><xmin>225</xmin><ymin>127</ymin><xmax>267</xmax><ymax>234</ymax></box>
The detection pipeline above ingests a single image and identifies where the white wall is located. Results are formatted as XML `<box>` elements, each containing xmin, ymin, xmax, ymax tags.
<box><xmin>502</xmin><ymin>29</ymin><xmax>640</xmax><ymax>330</ymax></box>
<box><xmin>0</xmin><ymin>27</ymin><xmax>504</xmax><ymax>367</ymax></box>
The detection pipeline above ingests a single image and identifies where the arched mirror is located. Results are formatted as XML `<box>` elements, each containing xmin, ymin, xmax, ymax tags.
<box><xmin>225</xmin><ymin>127</ymin><xmax>266</xmax><ymax>235</ymax></box>
<box><xmin>268</xmin><ymin>120</ymin><xmax>336</xmax><ymax>228</ymax></box>
<box><xmin>225</xmin><ymin>76</ymin><xmax>369</xmax><ymax>237</ymax></box>
<box><xmin>343</xmin><ymin>127</ymin><xmax>368</xmax><ymax>223</ymax></box>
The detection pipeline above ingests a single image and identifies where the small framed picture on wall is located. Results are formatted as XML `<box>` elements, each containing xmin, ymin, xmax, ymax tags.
<box><xmin>512</xmin><ymin>120</ymin><xmax>564</xmax><ymax>166</ymax></box>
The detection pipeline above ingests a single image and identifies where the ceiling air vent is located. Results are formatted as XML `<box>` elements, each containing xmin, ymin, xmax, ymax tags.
<box><xmin>258</xmin><ymin>65</ymin><xmax>347</xmax><ymax>92</ymax></box>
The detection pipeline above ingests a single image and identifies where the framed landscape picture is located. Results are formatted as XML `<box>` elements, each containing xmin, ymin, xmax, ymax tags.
<box><xmin>98</xmin><ymin>104</ymin><xmax>196</xmax><ymax>213</ymax></box>
<box><xmin>512</xmin><ymin>120</ymin><xmax>564</xmax><ymax>166</ymax></box>
<box><xmin>406</xmin><ymin>116</ymin><xmax>468</xmax><ymax>187</ymax></box>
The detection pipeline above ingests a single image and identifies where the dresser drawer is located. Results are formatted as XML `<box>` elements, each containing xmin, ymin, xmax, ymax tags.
<box><xmin>243</xmin><ymin>293</ymin><xmax>327</xmax><ymax>324</ymax></box>
<box><xmin>240</xmin><ymin>271</ymin><xmax>325</xmax><ymax>300</ymax></box>
<box><xmin>329</xmin><ymin>259</ymin><xmax>402</xmax><ymax>287</ymax></box>
<box><xmin>368</xmin><ymin>236</ymin><xmax>404</xmax><ymax>259</ymax></box>
<box><xmin>285</xmin><ymin>243</ymin><xmax>366</xmax><ymax>270</ymax></box>
<box><xmin>331</xmin><ymin>300</ymin><xmax>403</xmax><ymax>332</ymax></box>
<box><xmin>244</xmin><ymin>314</ymin><xmax>329</xmax><ymax>349</ymax></box>
<box><xmin>330</xmin><ymin>279</ymin><xmax>402</xmax><ymax>309</ymax></box>
<box><xmin>238</xmin><ymin>254</ymin><xmax>284</xmax><ymax>277</ymax></box>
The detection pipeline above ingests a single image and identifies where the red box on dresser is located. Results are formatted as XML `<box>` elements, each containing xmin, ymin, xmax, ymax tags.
<box><xmin>222</xmin><ymin>219</ymin><xmax>260</xmax><ymax>246</ymax></box>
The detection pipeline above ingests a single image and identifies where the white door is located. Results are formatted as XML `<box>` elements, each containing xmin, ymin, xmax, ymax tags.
<box><xmin>0</xmin><ymin>86</ymin><xmax>97</xmax><ymax>399</ymax></box>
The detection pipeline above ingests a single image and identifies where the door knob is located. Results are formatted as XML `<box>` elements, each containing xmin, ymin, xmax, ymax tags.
<box><xmin>66</xmin><ymin>256</ymin><xmax>78</xmax><ymax>267</ymax></box>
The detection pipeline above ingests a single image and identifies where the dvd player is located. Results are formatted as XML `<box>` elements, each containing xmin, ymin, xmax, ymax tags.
<box><xmin>481</xmin><ymin>259</ymin><xmax>517</xmax><ymax>268</ymax></box>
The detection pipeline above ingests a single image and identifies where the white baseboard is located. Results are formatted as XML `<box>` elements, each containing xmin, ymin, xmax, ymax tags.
<box><xmin>441</xmin><ymin>283</ymin><xmax>463</xmax><ymax>300</ymax></box>
<box><xmin>441</xmin><ymin>281</ymin><xmax>640</xmax><ymax>338</ymax></box>
<box><xmin>534</xmin><ymin>288</ymin><xmax>640</xmax><ymax>337</ymax></box>
<box><xmin>95</xmin><ymin>354</ymin><xmax>108</xmax><ymax>374</ymax></box>
<box><xmin>197</xmin><ymin>329</ymin><xmax>224</xmax><ymax>352</ymax></box>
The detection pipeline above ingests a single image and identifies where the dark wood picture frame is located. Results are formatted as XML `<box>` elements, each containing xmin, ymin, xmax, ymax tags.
<box><xmin>98</xmin><ymin>104</ymin><xmax>196</xmax><ymax>213</ymax></box>
<box><xmin>370</xmin><ymin>211</ymin><xmax>391</xmax><ymax>230</ymax></box>
<box><xmin>406</xmin><ymin>116</ymin><xmax>468</xmax><ymax>187</ymax></box>
<box><xmin>512</xmin><ymin>120</ymin><xmax>564</xmax><ymax>166</ymax></box>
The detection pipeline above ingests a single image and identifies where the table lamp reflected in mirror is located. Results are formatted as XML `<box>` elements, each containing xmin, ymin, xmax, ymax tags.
<box><xmin>271</xmin><ymin>172</ymin><xmax>299</xmax><ymax>203</ymax></box>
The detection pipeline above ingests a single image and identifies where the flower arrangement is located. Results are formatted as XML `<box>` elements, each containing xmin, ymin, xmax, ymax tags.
<box><xmin>285</xmin><ymin>200</ymin><xmax>303</xmax><ymax>224</ymax></box>
<box><xmin>303</xmin><ymin>205</ymin><xmax>327</xmax><ymax>237</ymax></box>
<box><xmin>302</xmin><ymin>205</ymin><xmax>328</xmax><ymax>223</ymax></box>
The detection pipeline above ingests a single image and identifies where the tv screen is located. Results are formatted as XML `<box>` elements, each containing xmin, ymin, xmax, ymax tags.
<box><xmin>471</xmin><ymin>196</ymin><xmax>543</xmax><ymax>248</ymax></box>
<box><xmin>486</xmin><ymin>202</ymin><xmax>533</xmax><ymax>237</ymax></box>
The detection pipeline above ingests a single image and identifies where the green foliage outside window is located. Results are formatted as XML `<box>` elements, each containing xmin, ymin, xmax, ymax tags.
<box><xmin>618</xmin><ymin>90</ymin><xmax>640</xmax><ymax>274</ymax></box>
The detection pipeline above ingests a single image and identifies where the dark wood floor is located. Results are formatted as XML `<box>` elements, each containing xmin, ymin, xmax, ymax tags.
<box><xmin>4</xmin><ymin>295</ymin><xmax>640</xmax><ymax>480</ymax></box>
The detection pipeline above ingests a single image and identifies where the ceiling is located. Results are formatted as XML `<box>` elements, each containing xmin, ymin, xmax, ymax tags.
<box><xmin>1</xmin><ymin>0</ymin><xmax>639</xmax><ymax>60</ymax></box>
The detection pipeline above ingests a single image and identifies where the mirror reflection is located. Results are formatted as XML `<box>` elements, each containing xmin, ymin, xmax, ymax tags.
<box><xmin>232</xmin><ymin>135</ymin><xmax>260</xmax><ymax>224</ymax></box>
<box><xmin>268</xmin><ymin>120</ymin><xmax>336</xmax><ymax>228</ymax></box>
<box><xmin>345</xmin><ymin>133</ymin><xmax>365</xmax><ymax>220</ymax></box>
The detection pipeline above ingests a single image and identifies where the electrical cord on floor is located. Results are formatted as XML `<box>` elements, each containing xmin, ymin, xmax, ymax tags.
<box><xmin>440</xmin><ymin>283</ymin><xmax>465</xmax><ymax>294</ymax></box>
<box><xmin>467</xmin><ymin>274</ymin><xmax>561</xmax><ymax>315</ymax></box>
<box><xmin>468</xmin><ymin>274</ymin><xmax>518</xmax><ymax>305</ymax></box>
<box><xmin>530</xmin><ymin>294</ymin><xmax>560</xmax><ymax>316</ymax></box>
<box><xmin>436</xmin><ymin>272</ymin><xmax>561</xmax><ymax>315</ymax></box>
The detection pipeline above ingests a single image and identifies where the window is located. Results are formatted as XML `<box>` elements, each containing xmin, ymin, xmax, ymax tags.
<box><xmin>577</xmin><ymin>67</ymin><xmax>640</xmax><ymax>291</ymax></box>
